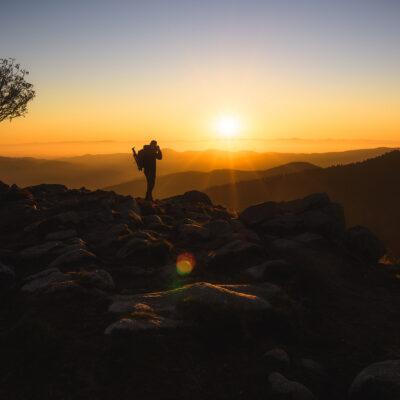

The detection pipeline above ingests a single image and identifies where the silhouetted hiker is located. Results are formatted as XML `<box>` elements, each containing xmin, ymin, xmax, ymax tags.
<box><xmin>132</xmin><ymin>140</ymin><xmax>162</xmax><ymax>201</ymax></box>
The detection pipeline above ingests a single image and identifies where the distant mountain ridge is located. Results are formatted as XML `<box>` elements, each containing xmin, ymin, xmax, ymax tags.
<box><xmin>0</xmin><ymin>147</ymin><xmax>396</xmax><ymax>190</ymax></box>
<box><xmin>104</xmin><ymin>162</ymin><xmax>319</xmax><ymax>198</ymax></box>
<box><xmin>205</xmin><ymin>150</ymin><xmax>400</xmax><ymax>257</ymax></box>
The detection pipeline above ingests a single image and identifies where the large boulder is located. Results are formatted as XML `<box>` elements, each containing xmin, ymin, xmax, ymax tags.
<box><xmin>240</xmin><ymin>202</ymin><xmax>279</xmax><ymax>227</ymax></box>
<box><xmin>240</xmin><ymin>193</ymin><xmax>345</xmax><ymax>240</ymax></box>
<box><xmin>344</xmin><ymin>225</ymin><xmax>386</xmax><ymax>263</ymax></box>
<box><xmin>173</xmin><ymin>190</ymin><xmax>212</xmax><ymax>206</ymax></box>
<box><xmin>349</xmin><ymin>360</ymin><xmax>400</xmax><ymax>399</ymax></box>
<box><xmin>109</xmin><ymin>282</ymin><xmax>277</xmax><ymax>314</ymax></box>
<box><xmin>0</xmin><ymin>200</ymin><xmax>38</xmax><ymax>232</ymax></box>
<box><xmin>106</xmin><ymin>282</ymin><xmax>281</xmax><ymax>335</ymax></box>
<box><xmin>261</xmin><ymin>213</ymin><xmax>302</xmax><ymax>235</ymax></box>
<box><xmin>279</xmin><ymin>193</ymin><xmax>330</xmax><ymax>214</ymax></box>
<box><xmin>300</xmin><ymin>202</ymin><xmax>345</xmax><ymax>239</ymax></box>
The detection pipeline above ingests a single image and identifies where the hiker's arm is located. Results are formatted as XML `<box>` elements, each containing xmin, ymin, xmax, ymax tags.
<box><xmin>156</xmin><ymin>147</ymin><xmax>162</xmax><ymax>160</ymax></box>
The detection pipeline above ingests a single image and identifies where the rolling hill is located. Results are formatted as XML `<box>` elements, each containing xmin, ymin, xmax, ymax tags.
<box><xmin>0</xmin><ymin>156</ymin><xmax>135</xmax><ymax>189</ymax></box>
<box><xmin>0</xmin><ymin>147</ymin><xmax>396</xmax><ymax>190</ymax></box>
<box><xmin>205</xmin><ymin>150</ymin><xmax>400</xmax><ymax>257</ymax></box>
<box><xmin>104</xmin><ymin>162</ymin><xmax>319</xmax><ymax>198</ymax></box>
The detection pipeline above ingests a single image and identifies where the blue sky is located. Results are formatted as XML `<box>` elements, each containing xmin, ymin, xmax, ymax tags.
<box><xmin>1</xmin><ymin>0</ymin><xmax>399</xmax><ymax>155</ymax></box>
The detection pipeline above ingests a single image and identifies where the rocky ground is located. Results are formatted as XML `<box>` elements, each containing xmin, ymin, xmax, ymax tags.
<box><xmin>1</xmin><ymin>181</ymin><xmax>400</xmax><ymax>400</ymax></box>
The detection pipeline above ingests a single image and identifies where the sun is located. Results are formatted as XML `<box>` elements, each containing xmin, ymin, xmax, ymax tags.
<box><xmin>215</xmin><ymin>115</ymin><xmax>241</xmax><ymax>138</ymax></box>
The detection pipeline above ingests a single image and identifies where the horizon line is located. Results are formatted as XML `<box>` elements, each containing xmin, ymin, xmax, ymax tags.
<box><xmin>2</xmin><ymin>137</ymin><xmax>400</xmax><ymax>147</ymax></box>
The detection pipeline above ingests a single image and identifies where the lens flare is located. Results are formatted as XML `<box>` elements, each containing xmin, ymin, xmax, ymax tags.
<box><xmin>176</xmin><ymin>252</ymin><xmax>196</xmax><ymax>276</ymax></box>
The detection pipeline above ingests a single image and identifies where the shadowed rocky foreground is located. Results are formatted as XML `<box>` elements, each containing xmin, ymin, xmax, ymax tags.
<box><xmin>1</xmin><ymin>182</ymin><xmax>400</xmax><ymax>400</ymax></box>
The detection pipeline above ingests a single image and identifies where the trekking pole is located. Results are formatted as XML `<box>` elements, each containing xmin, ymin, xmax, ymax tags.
<box><xmin>132</xmin><ymin>147</ymin><xmax>142</xmax><ymax>171</ymax></box>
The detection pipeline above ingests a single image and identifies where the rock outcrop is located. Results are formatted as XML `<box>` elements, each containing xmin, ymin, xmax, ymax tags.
<box><xmin>0</xmin><ymin>181</ymin><xmax>398</xmax><ymax>400</ymax></box>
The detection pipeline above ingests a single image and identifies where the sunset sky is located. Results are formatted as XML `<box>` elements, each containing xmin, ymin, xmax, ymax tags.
<box><xmin>1</xmin><ymin>0</ymin><xmax>399</xmax><ymax>157</ymax></box>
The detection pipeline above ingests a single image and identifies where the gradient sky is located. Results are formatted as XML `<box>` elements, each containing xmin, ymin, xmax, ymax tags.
<box><xmin>1</xmin><ymin>0</ymin><xmax>399</xmax><ymax>156</ymax></box>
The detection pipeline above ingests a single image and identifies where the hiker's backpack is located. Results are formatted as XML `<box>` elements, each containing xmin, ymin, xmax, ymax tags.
<box><xmin>136</xmin><ymin>149</ymin><xmax>146</xmax><ymax>170</ymax></box>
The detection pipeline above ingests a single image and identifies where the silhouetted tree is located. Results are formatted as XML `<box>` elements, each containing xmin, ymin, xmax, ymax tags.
<box><xmin>0</xmin><ymin>58</ymin><xmax>35</xmax><ymax>122</ymax></box>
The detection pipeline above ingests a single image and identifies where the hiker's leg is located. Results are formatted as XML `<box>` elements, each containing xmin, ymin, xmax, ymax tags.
<box><xmin>147</xmin><ymin>170</ymin><xmax>156</xmax><ymax>200</ymax></box>
<box><xmin>144</xmin><ymin>169</ymin><xmax>151</xmax><ymax>200</ymax></box>
<box><xmin>145</xmin><ymin>169</ymin><xmax>155</xmax><ymax>200</ymax></box>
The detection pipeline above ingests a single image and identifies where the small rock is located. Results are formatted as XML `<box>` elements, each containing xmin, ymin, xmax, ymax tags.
<box><xmin>45</xmin><ymin>229</ymin><xmax>78</xmax><ymax>241</ymax></box>
<box><xmin>244</xmin><ymin>260</ymin><xmax>293</xmax><ymax>281</ymax></box>
<box><xmin>264</xmin><ymin>349</ymin><xmax>291</xmax><ymax>370</ymax></box>
<box><xmin>55</xmin><ymin>211</ymin><xmax>81</xmax><ymax>224</ymax></box>
<box><xmin>293</xmin><ymin>232</ymin><xmax>325</xmax><ymax>244</ymax></box>
<box><xmin>114</xmin><ymin>197</ymin><xmax>141</xmax><ymax>217</ymax></box>
<box><xmin>21</xmin><ymin>268</ymin><xmax>69</xmax><ymax>292</ymax></box>
<box><xmin>105</xmin><ymin>315</ymin><xmax>182</xmax><ymax>334</ymax></box>
<box><xmin>207</xmin><ymin>239</ymin><xmax>263</xmax><ymax>270</ymax></box>
<box><xmin>69</xmin><ymin>269</ymin><xmax>115</xmax><ymax>290</ymax></box>
<box><xmin>44</xmin><ymin>280</ymin><xmax>81</xmax><ymax>294</ymax></box>
<box><xmin>116</xmin><ymin>236</ymin><xmax>151</xmax><ymax>259</ymax></box>
<box><xmin>28</xmin><ymin>184</ymin><xmax>67</xmax><ymax>194</ymax></box>
<box><xmin>268</xmin><ymin>372</ymin><xmax>316</xmax><ymax>400</ymax></box>
<box><xmin>20</xmin><ymin>241</ymin><xmax>61</xmax><ymax>259</ymax></box>
<box><xmin>205</xmin><ymin>219</ymin><xmax>232</xmax><ymax>239</ymax></box>
<box><xmin>244</xmin><ymin>263</ymin><xmax>268</xmax><ymax>280</ymax></box>
<box><xmin>49</xmin><ymin>248</ymin><xmax>97</xmax><ymax>268</ymax></box>
<box><xmin>270</xmin><ymin>238</ymin><xmax>302</xmax><ymax>252</ymax></box>
<box><xmin>0</xmin><ymin>262</ymin><xmax>15</xmax><ymax>289</ymax></box>
<box><xmin>108</xmin><ymin>224</ymin><xmax>131</xmax><ymax>237</ymax></box>
<box><xmin>143</xmin><ymin>215</ymin><xmax>164</xmax><ymax>226</ymax></box>
<box><xmin>179</xmin><ymin>223</ymin><xmax>210</xmax><ymax>241</ymax></box>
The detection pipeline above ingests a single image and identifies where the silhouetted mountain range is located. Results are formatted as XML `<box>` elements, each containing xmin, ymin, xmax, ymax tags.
<box><xmin>206</xmin><ymin>151</ymin><xmax>400</xmax><ymax>257</ymax></box>
<box><xmin>104</xmin><ymin>162</ymin><xmax>319</xmax><ymax>198</ymax></box>
<box><xmin>0</xmin><ymin>156</ymin><xmax>136</xmax><ymax>189</ymax></box>
<box><xmin>0</xmin><ymin>147</ymin><xmax>395</xmax><ymax>189</ymax></box>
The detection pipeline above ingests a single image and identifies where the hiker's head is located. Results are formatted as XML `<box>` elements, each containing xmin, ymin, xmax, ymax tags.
<box><xmin>150</xmin><ymin>140</ymin><xmax>158</xmax><ymax>148</ymax></box>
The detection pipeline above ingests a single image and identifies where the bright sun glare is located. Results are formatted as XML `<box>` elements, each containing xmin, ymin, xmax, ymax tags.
<box><xmin>215</xmin><ymin>115</ymin><xmax>241</xmax><ymax>138</ymax></box>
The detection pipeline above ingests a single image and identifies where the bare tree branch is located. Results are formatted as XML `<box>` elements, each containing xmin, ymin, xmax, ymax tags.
<box><xmin>0</xmin><ymin>58</ymin><xmax>36</xmax><ymax>123</ymax></box>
